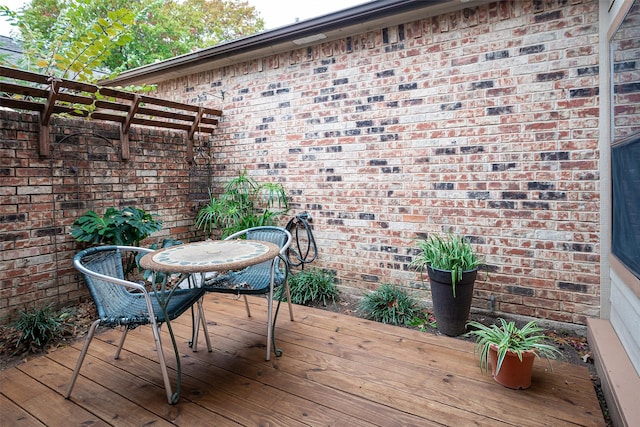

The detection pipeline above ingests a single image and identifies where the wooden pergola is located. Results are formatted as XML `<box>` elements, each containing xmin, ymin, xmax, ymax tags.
<box><xmin>0</xmin><ymin>65</ymin><xmax>222</xmax><ymax>162</ymax></box>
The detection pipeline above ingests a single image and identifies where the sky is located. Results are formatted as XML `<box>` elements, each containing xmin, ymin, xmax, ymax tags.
<box><xmin>0</xmin><ymin>0</ymin><xmax>370</xmax><ymax>37</ymax></box>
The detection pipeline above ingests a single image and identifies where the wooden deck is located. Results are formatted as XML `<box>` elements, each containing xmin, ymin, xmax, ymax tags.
<box><xmin>1</xmin><ymin>294</ymin><xmax>605</xmax><ymax>426</ymax></box>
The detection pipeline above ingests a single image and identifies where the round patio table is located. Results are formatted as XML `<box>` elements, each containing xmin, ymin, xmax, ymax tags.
<box><xmin>140</xmin><ymin>239</ymin><xmax>280</xmax><ymax>273</ymax></box>
<box><xmin>138</xmin><ymin>239</ymin><xmax>280</xmax><ymax>403</ymax></box>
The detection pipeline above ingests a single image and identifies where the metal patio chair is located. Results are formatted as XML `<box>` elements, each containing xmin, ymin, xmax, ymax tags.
<box><xmin>195</xmin><ymin>226</ymin><xmax>293</xmax><ymax>360</ymax></box>
<box><xmin>66</xmin><ymin>245</ymin><xmax>205</xmax><ymax>405</ymax></box>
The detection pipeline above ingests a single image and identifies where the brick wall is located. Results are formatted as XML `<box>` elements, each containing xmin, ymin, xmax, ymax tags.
<box><xmin>1</xmin><ymin>0</ymin><xmax>601</xmax><ymax>326</ymax></box>
<box><xmin>0</xmin><ymin>111</ymin><xmax>205</xmax><ymax>322</ymax></box>
<box><xmin>151</xmin><ymin>0</ymin><xmax>601</xmax><ymax>325</ymax></box>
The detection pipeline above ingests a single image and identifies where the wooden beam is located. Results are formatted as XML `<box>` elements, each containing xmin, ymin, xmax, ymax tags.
<box><xmin>119</xmin><ymin>123</ymin><xmax>129</xmax><ymax>160</ymax></box>
<box><xmin>120</xmin><ymin>95</ymin><xmax>141</xmax><ymax>161</ymax></box>
<box><xmin>0</xmin><ymin>98</ymin><xmax>45</xmax><ymax>112</ymax></box>
<box><xmin>0</xmin><ymin>82</ymin><xmax>48</xmax><ymax>99</ymax></box>
<box><xmin>123</xmin><ymin>95</ymin><xmax>141</xmax><ymax>134</ymax></box>
<box><xmin>41</xmin><ymin>79</ymin><xmax>59</xmax><ymax>126</ymax></box>
<box><xmin>189</xmin><ymin>108</ymin><xmax>206</xmax><ymax>141</ymax></box>
<box><xmin>39</xmin><ymin>120</ymin><xmax>50</xmax><ymax>157</ymax></box>
<box><xmin>131</xmin><ymin>117</ymin><xmax>191</xmax><ymax>131</ymax></box>
<box><xmin>38</xmin><ymin>78</ymin><xmax>61</xmax><ymax>158</ymax></box>
<box><xmin>186</xmin><ymin>108</ymin><xmax>205</xmax><ymax>163</ymax></box>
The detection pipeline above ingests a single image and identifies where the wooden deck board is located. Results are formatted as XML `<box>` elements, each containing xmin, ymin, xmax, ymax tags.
<box><xmin>1</xmin><ymin>294</ymin><xmax>606</xmax><ymax>426</ymax></box>
<box><xmin>0</xmin><ymin>394</ymin><xmax>47</xmax><ymax>427</ymax></box>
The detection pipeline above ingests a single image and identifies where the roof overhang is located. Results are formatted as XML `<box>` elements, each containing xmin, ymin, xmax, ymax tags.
<box><xmin>105</xmin><ymin>0</ymin><xmax>489</xmax><ymax>87</ymax></box>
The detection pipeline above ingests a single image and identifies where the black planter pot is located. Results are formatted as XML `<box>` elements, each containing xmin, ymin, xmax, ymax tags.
<box><xmin>427</xmin><ymin>266</ymin><xmax>477</xmax><ymax>336</ymax></box>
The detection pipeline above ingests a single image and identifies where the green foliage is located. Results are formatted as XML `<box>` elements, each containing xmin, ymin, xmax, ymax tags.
<box><xmin>2</xmin><ymin>0</ymin><xmax>135</xmax><ymax>82</ymax></box>
<box><xmin>466</xmin><ymin>318</ymin><xmax>562</xmax><ymax>375</ymax></box>
<box><xmin>14</xmin><ymin>305</ymin><xmax>67</xmax><ymax>353</ymax></box>
<box><xmin>281</xmin><ymin>268</ymin><xmax>339</xmax><ymax>306</ymax></box>
<box><xmin>70</xmin><ymin>206</ymin><xmax>162</xmax><ymax>246</ymax></box>
<box><xmin>195</xmin><ymin>170</ymin><xmax>289</xmax><ymax>238</ymax></box>
<box><xmin>410</xmin><ymin>233</ymin><xmax>481</xmax><ymax>297</ymax></box>
<box><xmin>358</xmin><ymin>284</ymin><xmax>425</xmax><ymax>326</ymax></box>
<box><xmin>3</xmin><ymin>0</ymin><xmax>265</xmax><ymax>78</ymax></box>
<box><xmin>409</xmin><ymin>311</ymin><xmax>436</xmax><ymax>332</ymax></box>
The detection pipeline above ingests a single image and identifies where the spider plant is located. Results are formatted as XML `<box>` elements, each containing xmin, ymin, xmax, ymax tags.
<box><xmin>466</xmin><ymin>318</ymin><xmax>562</xmax><ymax>375</ymax></box>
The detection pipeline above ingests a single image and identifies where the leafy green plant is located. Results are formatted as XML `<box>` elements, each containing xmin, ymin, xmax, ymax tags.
<box><xmin>279</xmin><ymin>268</ymin><xmax>339</xmax><ymax>306</ymax></box>
<box><xmin>410</xmin><ymin>233</ymin><xmax>481</xmax><ymax>297</ymax></box>
<box><xmin>2</xmin><ymin>0</ymin><xmax>265</xmax><ymax>78</ymax></box>
<box><xmin>409</xmin><ymin>311</ymin><xmax>437</xmax><ymax>332</ymax></box>
<box><xmin>70</xmin><ymin>207</ymin><xmax>162</xmax><ymax>277</ymax></box>
<box><xmin>466</xmin><ymin>318</ymin><xmax>562</xmax><ymax>375</ymax></box>
<box><xmin>14</xmin><ymin>305</ymin><xmax>67</xmax><ymax>354</ymax></box>
<box><xmin>1</xmin><ymin>3</ymin><xmax>135</xmax><ymax>82</ymax></box>
<box><xmin>358</xmin><ymin>284</ymin><xmax>425</xmax><ymax>326</ymax></box>
<box><xmin>195</xmin><ymin>170</ymin><xmax>289</xmax><ymax>238</ymax></box>
<box><xmin>70</xmin><ymin>206</ymin><xmax>162</xmax><ymax>247</ymax></box>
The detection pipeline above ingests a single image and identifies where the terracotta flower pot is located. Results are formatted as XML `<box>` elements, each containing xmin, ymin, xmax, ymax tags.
<box><xmin>488</xmin><ymin>344</ymin><xmax>536</xmax><ymax>389</ymax></box>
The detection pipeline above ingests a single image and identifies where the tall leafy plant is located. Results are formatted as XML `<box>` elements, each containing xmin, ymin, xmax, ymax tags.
<box><xmin>195</xmin><ymin>170</ymin><xmax>289</xmax><ymax>238</ymax></box>
<box><xmin>71</xmin><ymin>206</ymin><xmax>162</xmax><ymax>277</ymax></box>
<box><xmin>70</xmin><ymin>206</ymin><xmax>162</xmax><ymax>246</ymax></box>
<box><xmin>1</xmin><ymin>0</ymin><xmax>265</xmax><ymax>78</ymax></box>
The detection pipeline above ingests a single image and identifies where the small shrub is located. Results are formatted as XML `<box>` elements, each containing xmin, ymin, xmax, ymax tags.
<box><xmin>358</xmin><ymin>284</ymin><xmax>425</xmax><ymax>326</ymax></box>
<box><xmin>14</xmin><ymin>305</ymin><xmax>68</xmax><ymax>354</ymax></box>
<box><xmin>282</xmin><ymin>268</ymin><xmax>339</xmax><ymax>306</ymax></box>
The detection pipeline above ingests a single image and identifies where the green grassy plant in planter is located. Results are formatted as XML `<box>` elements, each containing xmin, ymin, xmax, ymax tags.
<box><xmin>411</xmin><ymin>233</ymin><xmax>481</xmax><ymax>296</ymax></box>
<box><xmin>410</xmin><ymin>233</ymin><xmax>482</xmax><ymax>336</ymax></box>
<box><xmin>358</xmin><ymin>283</ymin><xmax>425</xmax><ymax>326</ymax></box>
<box><xmin>466</xmin><ymin>318</ymin><xmax>562</xmax><ymax>390</ymax></box>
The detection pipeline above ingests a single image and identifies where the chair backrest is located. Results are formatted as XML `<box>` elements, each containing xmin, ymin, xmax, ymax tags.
<box><xmin>74</xmin><ymin>245</ymin><xmax>151</xmax><ymax>320</ymax></box>
<box><xmin>226</xmin><ymin>226</ymin><xmax>292</xmax><ymax>277</ymax></box>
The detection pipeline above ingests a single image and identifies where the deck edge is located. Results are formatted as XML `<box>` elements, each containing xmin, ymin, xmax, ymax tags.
<box><xmin>587</xmin><ymin>317</ymin><xmax>640</xmax><ymax>427</ymax></box>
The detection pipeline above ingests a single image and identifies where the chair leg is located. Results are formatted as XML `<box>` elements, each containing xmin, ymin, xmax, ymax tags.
<box><xmin>243</xmin><ymin>295</ymin><xmax>252</xmax><ymax>317</ymax></box>
<box><xmin>65</xmin><ymin>319</ymin><xmax>100</xmax><ymax>399</ymax></box>
<box><xmin>265</xmin><ymin>291</ymin><xmax>273</xmax><ymax>361</ymax></box>
<box><xmin>192</xmin><ymin>298</ymin><xmax>212</xmax><ymax>352</ymax></box>
<box><xmin>192</xmin><ymin>302</ymin><xmax>200</xmax><ymax>352</ymax></box>
<box><xmin>284</xmin><ymin>281</ymin><xmax>294</xmax><ymax>321</ymax></box>
<box><xmin>114</xmin><ymin>326</ymin><xmax>129</xmax><ymax>359</ymax></box>
<box><xmin>149</xmin><ymin>319</ymin><xmax>175</xmax><ymax>405</ymax></box>
<box><xmin>199</xmin><ymin>300</ymin><xmax>212</xmax><ymax>352</ymax></box>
